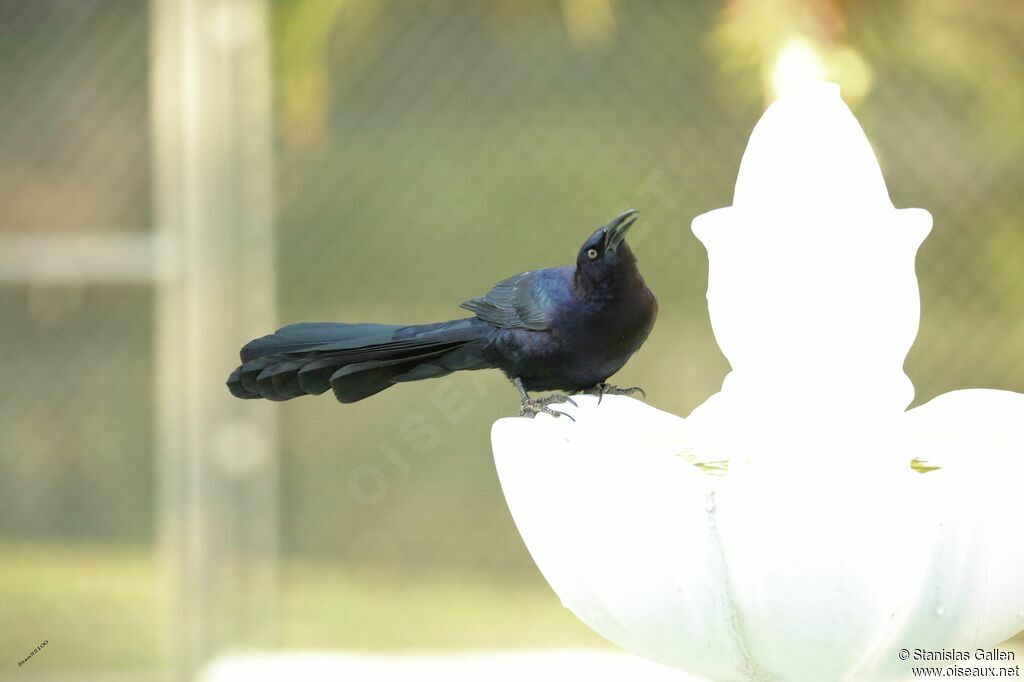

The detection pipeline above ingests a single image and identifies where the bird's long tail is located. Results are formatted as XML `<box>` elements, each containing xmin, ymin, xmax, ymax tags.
<box><xmin>227</xmin><ymin>318</ymin><xmax>493</xmax><ymax>403</ymax></box>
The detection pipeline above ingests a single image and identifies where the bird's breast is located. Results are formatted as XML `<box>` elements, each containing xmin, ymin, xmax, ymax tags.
<box><xmin>554</xmin><ymin>284</ymin><xmax>656</xmax><ymax>363</ymax></box>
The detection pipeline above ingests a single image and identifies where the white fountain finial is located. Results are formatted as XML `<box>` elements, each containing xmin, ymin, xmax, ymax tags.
<box><xmin>692</xmin><ymin>84</ymin><xmax>932</xmax><ymax>422</ymax></box>
<box><xmin>734</xmin><ymin>83</ymin><xmax>890</xmax><ymax>214</ymax></box>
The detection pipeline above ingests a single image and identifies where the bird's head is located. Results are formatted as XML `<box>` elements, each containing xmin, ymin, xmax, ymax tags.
<box><xmin>575</xmin><ymin>209</ymin><xmax>642</xmax><ymax>287</ymax></box>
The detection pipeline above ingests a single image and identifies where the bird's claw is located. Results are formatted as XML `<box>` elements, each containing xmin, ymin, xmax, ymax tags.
<box><xmin>583</xmin><ymin>383</ymin><xmax>646</xmax><ymax>404</ymax></box>
<box><xmin>520</xmin><ymin>394</ymin><xmax>577</xmax><ymax>421</ymax></box>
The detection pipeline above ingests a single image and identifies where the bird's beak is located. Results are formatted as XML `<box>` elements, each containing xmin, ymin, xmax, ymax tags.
<box><xmin>604</xmin><ymin>209</ymin><xmax>640</xmax><ymax>253</ymax></box>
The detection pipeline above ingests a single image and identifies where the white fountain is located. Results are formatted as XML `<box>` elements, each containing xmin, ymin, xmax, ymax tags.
<box><xmin>491</xmin><ymin>83</ymin><xmax>1024</xmax><ymax>681</ymax></box>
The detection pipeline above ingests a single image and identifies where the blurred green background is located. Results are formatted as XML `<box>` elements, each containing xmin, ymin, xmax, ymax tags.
<box><xmin>1</xmin><ymin>0</ymin><xmax>1022</xmax><ymax>678</ymax></box>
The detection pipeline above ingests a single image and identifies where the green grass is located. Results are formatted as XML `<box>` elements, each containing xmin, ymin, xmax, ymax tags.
<box><xmin>0</xmin><ymin>540</ymin><xmax>605</xmax><ymax>673</ymax></box>
<box><xmin>278</xmin><ymin>558</ymin><xmax>605</xmax><ymax>651</ymax></box>
<box><xmin>0</xmin><ymin>540</ymin><xmax>165</xmax><ymax>672</ymax></box>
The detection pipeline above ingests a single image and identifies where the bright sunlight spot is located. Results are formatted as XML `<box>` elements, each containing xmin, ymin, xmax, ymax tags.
<box><xmin>771</xmin><ymin>37</ymin><xmax>828</xmax><ymax>99</ymax></box>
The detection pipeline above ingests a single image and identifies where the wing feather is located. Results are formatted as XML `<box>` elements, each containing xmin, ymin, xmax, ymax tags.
<box><xmin>459</xmin><ymin>270</ymin><xmax>552</xmax><ymax>330</ymax></box>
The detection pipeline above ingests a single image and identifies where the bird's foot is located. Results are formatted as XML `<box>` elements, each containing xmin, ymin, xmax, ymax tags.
<box><xmin>582</xmin><ymin>383</ymin><xmax>646</xmax><ymax>404</ymax></box>
<box><xmin>520</xmin><ymin>393</ymin><xmax>577</xmax><ymax>421</ymax></box>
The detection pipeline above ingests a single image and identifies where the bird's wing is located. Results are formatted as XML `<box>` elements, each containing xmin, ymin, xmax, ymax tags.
<box><xmin>459</xmin><ymin>270</ymin><xmax>553</xmax><ymax>331</ymax></box>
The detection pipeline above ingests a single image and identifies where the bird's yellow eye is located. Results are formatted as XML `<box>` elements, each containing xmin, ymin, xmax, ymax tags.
<box><xmin>587</xmin><ymin>248</ymin><xmax>599</xmax><ymax>260</ymax></box>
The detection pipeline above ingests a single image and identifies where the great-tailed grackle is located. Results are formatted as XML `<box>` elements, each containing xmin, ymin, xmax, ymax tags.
<box><xmin>228</xmin><ymin>209</ymin><xmax>657</xmax><ymax>418</ymax></box>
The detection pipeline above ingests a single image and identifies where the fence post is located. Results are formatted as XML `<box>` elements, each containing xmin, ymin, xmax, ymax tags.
<box><xmin>149</xmin><ymin>0</ymin><xmax>278</xmax><ymax>677</ymax></box>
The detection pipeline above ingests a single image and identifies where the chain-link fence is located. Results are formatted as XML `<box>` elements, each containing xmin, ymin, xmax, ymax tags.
<box><xmin>1</xmin><ymin>0</ymin><xmax>1022</xmax><ymax>678</ymax></box>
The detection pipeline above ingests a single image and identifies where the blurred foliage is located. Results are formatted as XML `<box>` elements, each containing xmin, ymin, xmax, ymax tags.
<box><xmin>0</xmin><ymin>0</ymin><xmax>1022</xmax><ymax>667</ymax></box>
<box><xmin>0</xmin><ymin>288</ymin><xmax>154</xmax><ymax>541</ymax></box>
<box><xmin>0</xmin><ymin>0</ymin><xmax>150</xmax><ymax>233</ymax></box>
<box><xmin>712</xmin><ymin>0</ymin><xmax>870</xmax><ymax>102</ymax></box>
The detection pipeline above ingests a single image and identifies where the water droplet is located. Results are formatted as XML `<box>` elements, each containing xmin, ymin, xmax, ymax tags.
<box><xmin>936</xmin><ymin>606</ymin><xmax>945</xmax><ymax>617</ymax></box>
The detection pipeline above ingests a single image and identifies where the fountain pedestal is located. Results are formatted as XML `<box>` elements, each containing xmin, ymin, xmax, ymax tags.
<box><xmin>491</xmin><ymin>84</ymin><xmax>1024</xmax><ymax>681</ymax></box>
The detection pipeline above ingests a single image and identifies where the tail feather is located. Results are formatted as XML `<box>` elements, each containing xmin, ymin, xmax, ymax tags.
<box><xmin>329</xmin><ymin>350</ymin><xmax>449</xmax><ymax>403</ymax></box>
<box><xmin>330</xmin><ymin>362</ymin><xmax>398</xmax><ymax>403</ymax></box>
<box><xmin>227</xmin><ymin>366</ymin><xmax>260</xmax><ymax>399</ymax></box>
<box><xmin>269</xmin><ymin>360</ymin><xmax>306</xmax><ymax>398</ymax></box>
<box><xmin>238</xmin><ymin>356</ymin><xmax>277</xmax><ymax>394</ymax></box>
<box><xmin>391</xmin><ymin>342</ymin><xmax>491</xmax><ymax>382</ymax></box>
<box><xmin>228</xmin><ymin>318</ymin><xmax>493</xmax><ymax>403</ymax></box>
<box><xmin>296</xmin><ymin>357</ymin><xmax>344</xmax><ymax>396</ymax></box>
<box><xmin>257</xmin><ymin>360</ymin><xmax>305</xmax><ymax>401</ymax></box>
<box><xmin>240</xmin><ymin>322</ymin><xmax>399</xmax><ymax>363</ymax></box>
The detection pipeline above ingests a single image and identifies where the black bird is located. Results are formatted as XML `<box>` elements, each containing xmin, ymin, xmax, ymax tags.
<box><xmin>227</xmin><ymin>209</ymin><xmax>657</xmax><ymax>418</ymax></box>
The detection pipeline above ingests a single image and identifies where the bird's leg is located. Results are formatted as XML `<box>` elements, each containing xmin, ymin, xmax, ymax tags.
<box><xmin>581</xmin><ymin>382</ymin><xmax>647</xmax><ymax>405</ymax></box>
<box><xmin>514</xmin><ymin>377</ymin><xmax>577</xmax><ymax>421</ymax></box>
